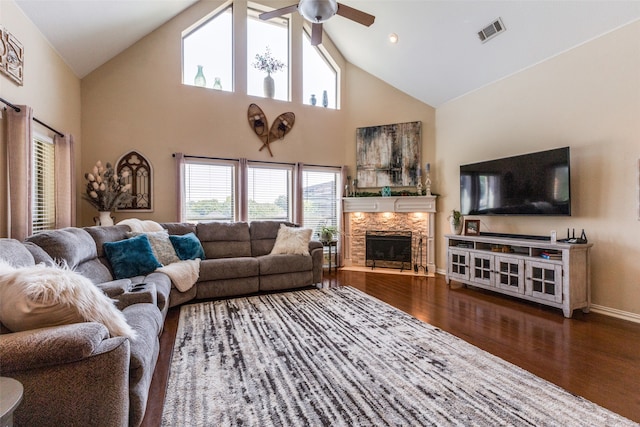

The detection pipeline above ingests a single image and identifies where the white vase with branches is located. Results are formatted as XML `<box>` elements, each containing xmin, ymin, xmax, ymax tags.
<box><xmin>252</xmin><ymin>46</ymin><xmax>285</xmax><ymax>99</ymax></box>
<box><xmin>83</xmin><ymin>160</ymin><xmax>133</xmax><ymax>225</ymax></box>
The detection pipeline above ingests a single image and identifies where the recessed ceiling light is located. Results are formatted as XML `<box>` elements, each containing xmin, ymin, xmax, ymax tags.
<box><xmin>389</xmin><ymin>33</ymin><xmax>399</xmax><ymax>44</ymax></box>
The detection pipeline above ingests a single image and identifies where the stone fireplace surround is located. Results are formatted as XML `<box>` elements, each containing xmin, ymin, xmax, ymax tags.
<box><xmin>342</xmin><ymin>196</ymin><xmax>437</xmax><ymax>276</ymax></box>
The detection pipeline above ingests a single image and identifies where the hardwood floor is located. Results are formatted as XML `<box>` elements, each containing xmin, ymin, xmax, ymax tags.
<box><xmin>141</xmin><ymin>270</ymin><xmax>640</xmax><ymax>426</ymax></box>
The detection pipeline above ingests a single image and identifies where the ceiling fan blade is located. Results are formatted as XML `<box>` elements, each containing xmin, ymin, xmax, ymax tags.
<box><xmin>311</xmin><ymin>22</ymin><xmax>323</xmax><ymax>46</ymax></box>
<box><xmin>259</xmin><ymin>4</ymin><xmax>299</xmax><ymax>21</ymax></box>
<box><xmin>336</xmin><ymin>3</ymin><xmax>375</xmax><ymax>27</ymax></box>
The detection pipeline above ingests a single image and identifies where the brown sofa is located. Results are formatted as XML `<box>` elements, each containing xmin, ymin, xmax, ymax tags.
<box><xmin>0</xmin><ymin>220</ymin><xmax>323</xmax><ymax>426</ymax></box>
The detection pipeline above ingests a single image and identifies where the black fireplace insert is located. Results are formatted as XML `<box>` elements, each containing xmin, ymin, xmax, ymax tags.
<box><xmin>365</xmin><ymin>230</ymin><xmax>412</xmax><ymax>271</ymax></box>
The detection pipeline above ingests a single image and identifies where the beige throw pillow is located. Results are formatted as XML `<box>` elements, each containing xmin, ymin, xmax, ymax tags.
<box><xmin>270</xmin><ymin>224</ymin><xmax>313</xmax><ymax>256</ymax></box>
<box><xmin>0</xmin><ymin>261</ymin><xmax>135</xmax><ymax>338</ymax></box>
<box><xmin>127</xmin><ymin>230</ymin><xmax>180</xmax><ymax>266</ymax></box>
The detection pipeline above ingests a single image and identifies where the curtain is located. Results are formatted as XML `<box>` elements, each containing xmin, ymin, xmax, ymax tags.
<box><xmin>341</xmin><ymin>165</ymin><xmax>349</xmax><ymax>197</ymax></box>
<box><xmin>174</xmin><ymin>153</ymin><xmax>185</xmax><ymax>222</ymax></box>
<box><xmin>6</xmin><ymin>106</ymin><xmax>33</xmax><ymax>241</ymax></box>
<box><xmin>238</xmin><ymin>158</ymin><xmax>248</xmax><ymax>222</ymax></box>
<box><xmin>54</xmin><ymin>133</ymin><xmax>76</xmax><ymax>228</ymax></box>
<box><xmin>339</xmin><ymin>165</ymin><xmax>349</xmax><ymax>267</ymax></box>
<box><xmin>293</xmin><ymin>162</ymin><xmax>304</xmax><ymax>225</ymax></box>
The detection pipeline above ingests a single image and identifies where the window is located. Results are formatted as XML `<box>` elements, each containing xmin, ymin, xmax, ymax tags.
<box><xmin>247</xmin><ymin>163</ymin><xmax>292</xmax><ymax>221</ymax></box>
<box><xmin>182</xmin><ymin>4</ymin><xmax>341</xmax><ymax>106</ymax></box>
<box><xmin>180</xmin><ymin>158</ymin><xmax>340</xmax><ymax>228</ymax></box>
<box><xmin>247</xmin><ymin>7</ymin><xmax>289</xmax><ymax>100</ymax></box>
<box><xmin>182</xmin><ymin>5</ymin><xmax>233</xmax><ymax>91</ymax></box>
<box><xmin>32</xmin><ymin>134</ymin><xmax>55</xmax><ymax>233</ymax></box>
<box><xmin>302</xmin><ymin>168</ymin><xmax>341</xmax><ymax>237</ymax></box>
<box><xmin>303</xmin><ymin>30</ymin><xmax>338</xmax><ymax>108</ymax></box>
<box><xmin>183</xmin><ymin>160</ymin><xmax>237</xmax><ymax>222</ymax></box>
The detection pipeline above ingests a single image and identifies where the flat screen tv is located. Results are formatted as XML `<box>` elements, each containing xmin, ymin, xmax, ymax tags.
<box><xmin>460</xmin><ymin>147</ymin><xmax>571</xmax><ymax>216</ymax></box>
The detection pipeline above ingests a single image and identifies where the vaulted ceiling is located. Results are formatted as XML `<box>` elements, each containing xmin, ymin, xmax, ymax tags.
<box><xmin>14</xmin><ymin>0</ymin><xmax>640</xmax><ymax>107</ymax></box>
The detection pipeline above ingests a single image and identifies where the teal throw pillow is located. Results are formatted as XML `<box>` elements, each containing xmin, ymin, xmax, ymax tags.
<box><xmin>103</xmin><ymin>234</ymin><xmax>162</xmax><ymax>279</ymax></box>
<box><xmin>169</xmin><ymin>232</ymin><xmax>206</xmax><ymax>260</ymax></box>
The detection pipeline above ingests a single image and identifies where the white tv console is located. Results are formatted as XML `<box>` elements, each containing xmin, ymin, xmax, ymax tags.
<box><xmin>445</xmin><ymin>234</ymin><xmax>593</xmax><ymax>318</ymax></box>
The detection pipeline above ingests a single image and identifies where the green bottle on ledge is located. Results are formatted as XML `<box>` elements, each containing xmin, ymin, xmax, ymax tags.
<box><xmin>194</xmin><ymin>65</ymin><xmax>206</xmax><ymax>87</ymax></box>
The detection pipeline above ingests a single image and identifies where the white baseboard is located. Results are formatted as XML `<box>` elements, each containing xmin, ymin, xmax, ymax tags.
<box><xmin>589</xmin><ymin>304</ymin><xmax>640</xmax><ymax>324</ymax></box>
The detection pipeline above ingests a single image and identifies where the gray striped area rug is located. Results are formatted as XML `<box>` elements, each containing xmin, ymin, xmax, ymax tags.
<box><xmin>161</xmin><ymin>286</ymin><xmax>635</xmax><ymax>426</ymax></box>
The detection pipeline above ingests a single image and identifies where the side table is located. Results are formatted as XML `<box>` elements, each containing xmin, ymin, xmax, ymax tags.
<box><xmin>322</xmin><ymin>240</ymin><xmax>338</xmax><ymax>272</ymax></box>
<box><xmin>0</xmin><ymin>377</ymin><xmax>23</xmax><ymax>427</ymax></box>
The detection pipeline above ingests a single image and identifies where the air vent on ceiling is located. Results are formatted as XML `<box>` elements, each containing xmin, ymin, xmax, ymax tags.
<box><xmin>478</xmin><ymin>18</ymin><xmax>505</xmax><ymax>43</ymax></box>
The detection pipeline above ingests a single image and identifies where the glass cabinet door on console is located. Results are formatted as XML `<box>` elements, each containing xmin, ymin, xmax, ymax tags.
<box><xmin>469</xmin><ymin>252</ymin><xmax>493</xmax><ymax>287</ymax></box>
<box><xmin>526</xmin><ymin>260</ymin><xmax>563</xmax><ymax>303</ymax></box>
<box><xmin>495</xmin><ymin>256</ymin><xmax>525</xmax><ymax>294</ymax></box>
<box><xmin>448</xmin><ymin>248</ymin><xmax>469</xmax><ymax>282</ymax></box>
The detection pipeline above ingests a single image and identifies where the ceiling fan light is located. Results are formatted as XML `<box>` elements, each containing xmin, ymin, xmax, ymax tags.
<box><xmin>299</xmin><ymin>0</ymin><xmax>338</xmax><ymax>23</ymax></box>
<box><xmin>389</xmin><ymin>33</ymin><xmax>399</xmax><ymax>44</ymax></box>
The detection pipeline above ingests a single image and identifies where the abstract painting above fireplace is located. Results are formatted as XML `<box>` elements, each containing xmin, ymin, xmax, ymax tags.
<box><xmin>356</xmin><ymin>121</ymin><xmax>421</xmax><ymax>188</ymax></box>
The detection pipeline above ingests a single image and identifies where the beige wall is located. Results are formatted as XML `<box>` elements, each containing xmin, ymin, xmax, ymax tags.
<box><xmin>343</xmin><ymin>63</ymin><xmax>436</xmax><ymax>177</ymax></box>
<box><xmin>0</xmin><ymin>0</ymin><xmax>82</xmax><ymax>238</ymax></box>
<box><xmin>81</xmin><ymin>1</ymin><xmax>435</xmax><ymax>225</ymax></box>
<box><xmin>436</xmin><ymin>21</ymin><xmax>640</xmax><ymax>315</ymax></box>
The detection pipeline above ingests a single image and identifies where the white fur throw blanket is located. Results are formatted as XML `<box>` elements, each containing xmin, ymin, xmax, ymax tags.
<box><xmin>117</xmin><ymin>218</ymin><xmax>164</xmax><ymax>233</ymax></box>
<box><xmin>0</xmin><ymin>261</ymin><xmax>135</xmax><ymax>338</ymax></box>
<box><xmin>157</xmin><ymin>259</ymin><xmax>200</xmax><ymax>293</ymax></box>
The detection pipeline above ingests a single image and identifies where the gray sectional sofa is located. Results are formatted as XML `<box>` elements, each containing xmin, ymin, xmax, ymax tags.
<box><xmin>0</xmin><ymin>220</ymin><xmax>323</xmax><ymax>427</ymax></box>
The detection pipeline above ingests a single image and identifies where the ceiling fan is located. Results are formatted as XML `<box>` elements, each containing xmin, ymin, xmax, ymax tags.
<box><xmin>259</xmin><ymin>0</ymin><xmax>375</xmax><ymax>46</ymax></box>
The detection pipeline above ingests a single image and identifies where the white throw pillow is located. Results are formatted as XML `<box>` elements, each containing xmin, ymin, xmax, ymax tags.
<box><xmin>0</xmin><ymin>261</ymin><xmax>135</xmax><ymax>338</ymax></box>
<box><xmin>270</xmin><ymin>224</ymin><xmax>313</xmax><ymax>256</ymax></box>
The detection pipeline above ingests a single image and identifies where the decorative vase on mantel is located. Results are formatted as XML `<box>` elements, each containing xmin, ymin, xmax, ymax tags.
<box><xmin>97</xmin><ymin>211</ymin><xmax>114</xmax><ymax>226</ymax></box>
<box><xmin>263</xmin><ymin>73</ymin><xmax>275</xmax><ymax>98</ymax></box>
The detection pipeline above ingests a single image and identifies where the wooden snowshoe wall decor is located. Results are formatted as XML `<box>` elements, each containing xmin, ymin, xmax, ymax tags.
<box><xmin>247</xmin><ymin>103</ymin><xmax>295</xmax><ymax>157</ymax></box>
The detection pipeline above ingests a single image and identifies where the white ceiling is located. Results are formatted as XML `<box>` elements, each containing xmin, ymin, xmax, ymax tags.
<box><xmin>14</xmin><ymin>0</ymin><xmax>198</xmax><ymax>78</ymax></box>
<box><xmin>14</xmin><ymin>0</ymin><xmax>640</xmax><ymax>107</ymax></box>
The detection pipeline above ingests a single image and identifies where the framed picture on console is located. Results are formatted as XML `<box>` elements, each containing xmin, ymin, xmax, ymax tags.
<box><xmin>464</xmin><ymin>219</ymin><xmax>480</xmax><ymax>236</ymax></box>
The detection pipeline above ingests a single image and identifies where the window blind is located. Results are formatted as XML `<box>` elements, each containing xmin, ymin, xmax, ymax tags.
<box><xmin>32</xmin><ymin>136</ymin><xmax>56</xmax><ymax>233</ymax></box>
<box><xmin>183</xmin><ymin>161</ymin><xmax>236</xmax><ymax>222</ymax></box>
<box><xmin>247</xmin><ymin>164</ymin><xmax>292</xmax><ymax>221</ymax></box>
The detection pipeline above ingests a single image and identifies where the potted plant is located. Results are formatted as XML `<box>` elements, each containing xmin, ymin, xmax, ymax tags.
<box><xmin>318</xmin><ymin>225</ymin><xmax>338</xmax><ymax>243</ymax></box>
<box><xmin>448</xmin><ymin>209</ymin><xmax>463</xmax><ymax>235</ymax></box>
<box><xmin>252</xmin><ymin>46</ymin><xmax>285</xmax><ymax>98</ymax></box>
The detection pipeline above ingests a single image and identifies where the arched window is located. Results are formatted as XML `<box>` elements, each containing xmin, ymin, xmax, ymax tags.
<box><xmin>181</xmin><ymin>2</ymin><xmax>340</xmax><ymax>106</ymax></box>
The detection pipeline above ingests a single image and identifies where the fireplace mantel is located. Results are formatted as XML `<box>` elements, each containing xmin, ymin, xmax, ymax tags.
<box><xmin>342</xmin><ymin>196</ymin><xmax>437</xmax><ymax>276</ymax></box>
<box><xmin>342</xmin><ymin>196</ymin><xmax>436</xmax><ymax>213</ymax></box>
